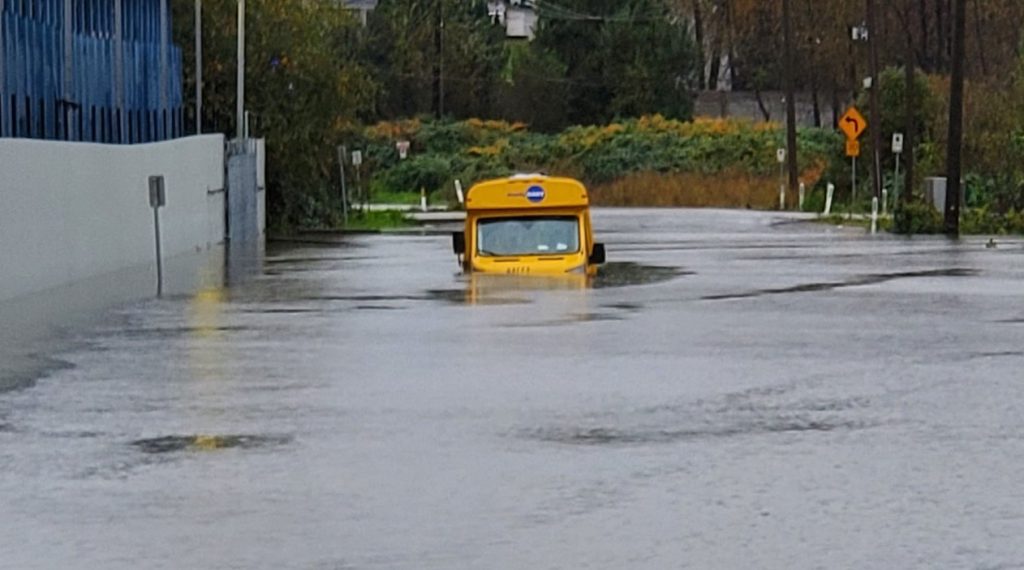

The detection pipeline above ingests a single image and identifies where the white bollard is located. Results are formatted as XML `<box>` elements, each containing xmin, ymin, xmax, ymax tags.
<box><xmin>798</xmin><ymin>182</ymin><xmax>806</xmax><ymax>211</ymax></box>
<box><xmin>882</xmin><ymin>188</ymin><xmax>888</xmax><ymax>216</ymax></box>
<box><xmin>779</xmin><ymin>184</ymin><xmax>786</xmax><ymax>211</ymax></box>
<box><xmin>824</xmin><ymin>183</ymin><xmax>835</xmax><ymax>215</ymax></box>
<box><xmin>871</xmin><ymin>197</ymin><xmax>879</xmax><ymax>234</ymax></box>
<box><xmin>420</xmin><ymin>188</ymin><xmax>428</xmax><ymax>213</ymax></box>
<box><xmin>454</xmin><ymin>179</ymin><xmax>465</xmax><ymax>204</ymax></box>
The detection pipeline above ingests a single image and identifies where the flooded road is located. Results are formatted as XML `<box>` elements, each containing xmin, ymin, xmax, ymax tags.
<box><xmin>3</xmin><ymin>208</ymin><xmax>1024</xmax><ymax>569</ymax></box>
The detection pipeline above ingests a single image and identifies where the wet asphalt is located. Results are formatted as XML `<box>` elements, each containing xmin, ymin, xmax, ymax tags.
<box><xmin>2</xmin><ymin>208</ymin><xmax>1024</xmax><ymax>569</ymax></box>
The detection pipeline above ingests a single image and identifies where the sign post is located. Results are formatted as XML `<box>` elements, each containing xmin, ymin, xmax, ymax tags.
<box><xmin>148</xmin><ymin>175</ymin><xmax>167</xmax><ymax>297</ymax></box>
<box><xmin>777</xmin><ymin>148</ymin><xmax>787</xmax><ymax>210</ymax></box>
<box><xmin>351</xmin><ymin>150</ymin><xmax>364</xmax><ymax>210</ymax></box>
<box><xmin>839</xmin><ymin>106</ymin><xmax>868</xmax><ymax>215</ymax></box>
<box><xmin>892</xmin><ymin>132</ymin><xmax>904</xmax><ymax>206</ymax></box>
<box><xmin>337</xmin><ymin>145</ymin><xmax>349</xmax><ymax>225</ymax></box>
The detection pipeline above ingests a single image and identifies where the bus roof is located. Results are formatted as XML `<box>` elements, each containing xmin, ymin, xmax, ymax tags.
<box><xmin>465</xmin><ymin>175</ymin><xmax>590</xmax><ymax>211</ymax></box>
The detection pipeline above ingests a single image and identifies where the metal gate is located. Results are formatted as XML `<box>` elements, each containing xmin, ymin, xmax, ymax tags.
<box><xmin>226</xmin><ymin>138</ymin><xmax>259</xmax><ymax>243</ymax></box>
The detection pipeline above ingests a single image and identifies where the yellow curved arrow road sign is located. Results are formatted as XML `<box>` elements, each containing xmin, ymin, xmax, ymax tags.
<box><xmin>839</xmin><ymin>107</ymin><xmax>868</xmax><ymax>140</ymax></box>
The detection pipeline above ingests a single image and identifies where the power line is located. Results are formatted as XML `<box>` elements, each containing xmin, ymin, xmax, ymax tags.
<box><xmin>533</xmin><ymin>0</ymin><xmax>672</xmax><ymax>23</ymax></box>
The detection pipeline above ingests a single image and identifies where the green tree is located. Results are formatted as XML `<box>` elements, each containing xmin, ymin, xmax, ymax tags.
<box><xmin>533</xmin><ymin>0</ymin><xmax>698</xmax><ymax>125</ymax></box>
<box><xmin>495</xmin><ymin>43</ymin><xmax>571</xmax><ymax>132</ymax></box>
<box><xmin>173</xmin><ymin>0</ymin><xmax>379</xmax><ymax>228</ymax></box>
<box><xmin>366</xmin><ymin>0</ymin><xmax>505</xmax><ymax>119</ymax></box>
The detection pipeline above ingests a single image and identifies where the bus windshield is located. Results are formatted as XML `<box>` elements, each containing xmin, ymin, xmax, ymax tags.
<box><xmin>477</xmin><ymin>216</ymin><xmax>580</xmax><ymax>256</ymax></box>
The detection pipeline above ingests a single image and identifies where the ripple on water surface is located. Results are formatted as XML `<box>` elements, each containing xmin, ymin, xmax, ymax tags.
<box><xmin>131</xmin><ymin>434</ymin><xmax>293</xmax><ymax>454</ymax></box>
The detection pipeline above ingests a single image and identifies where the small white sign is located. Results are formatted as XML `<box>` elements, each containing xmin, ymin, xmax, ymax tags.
<box><xmin>396</xmin><ymin>140</ymin><xmax>410</xmax><ymax>160</ymax></box>
<box><xmin>892</xmin><ymin>133</ymin><xmax>904</xmax><ymax>154</ymax></box>
<box><xmin>776</xmin><ymin>148</ymin><xmax>786</xmax><ymax>164</ymax></box>
<box><xmin>351</xmin><ymin>150</ymin><xmax>363</xmax><ymax>166</ymax></box>
<box><xmin>148</xmin><ymin>175</ymin><xmax>166</xmax><ymax>208</ymax></box>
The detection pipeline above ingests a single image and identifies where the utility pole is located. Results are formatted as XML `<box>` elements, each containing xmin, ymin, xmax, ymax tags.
<box><xmin>945</xmin><ymin>0</ymin><xmax>966</xmax><ymax>236</ymax></box>
<box><xmin>435</xmin><ymin>0</ymin><xmax>445</xmax><ymax>118</ymax></box>
<box><xmin>901</xmin><ymin>0</ymin><xmax>915</xmax><ymax>205</ymax></box>
<box><xmin>866</xmin><ymin>0</ymin><xmax>882</xmax><ymax>202</ymax></box>
<box><xmin>236</xmin><ymin>0</ymin><xmax>246</xmax><ymax>140</ymax></box>
<box><xmin>781</xmin><ymin>0</ymin><xmax>798</xmax><ymax>196</ymax></box>
<box><xmin>195</xmin><ymin>0</ymin><xmax>203</xmax><ymax>134</ymax></box>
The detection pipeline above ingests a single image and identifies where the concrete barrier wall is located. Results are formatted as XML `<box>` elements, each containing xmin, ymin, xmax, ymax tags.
<box><xmin>0</xmin><ymin>134</ymin><xmax>227</xmax><ymax>302</ymax></box>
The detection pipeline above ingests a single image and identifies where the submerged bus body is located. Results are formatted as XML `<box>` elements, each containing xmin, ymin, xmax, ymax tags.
<box><xmin>452</xmin><ymin>175</ymin><xmax>605</xmax><ymax>275</ymax></box>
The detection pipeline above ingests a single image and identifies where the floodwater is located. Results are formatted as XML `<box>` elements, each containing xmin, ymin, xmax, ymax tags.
<box><xmin>2</xmin><ymin>208</ymin><xmax>1024</xmax><ymax>569</ymax></box>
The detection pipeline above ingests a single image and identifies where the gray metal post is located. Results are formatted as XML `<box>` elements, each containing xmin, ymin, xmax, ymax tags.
<box><xmin>338</xmin><ymin>145</ymin><xmax>349</xmax><ymax>225</ymax></box>
<box><xmin>894</xmin><ymin>154</ymin><xmax>901</xmax><ymax>203</ymax></box>
<box><xmin>153</xmin><ymin>207</ymin><xmax>163</xmax><ymax>296</ymax></box>
<box><xmin>195</xmin><ymin>0</ymin><xmax>202</xmax><ymax>134</ymax></box>
<box><xmin>64</xmin><ymin>0</ymin><xmax>73</xmax><ymax>139</ymax></box>
<box><xmin>355</xmin><ymin>159</ymin><xmax>364</xmax><ymax>211</ymax></box>
<box><xmin>439</xmin><ymin>2</ymin><xmax>444</xmax><ymax>118</ymax></box>
<box><xmin>236</xmin><ymin>0</ymin><xmax>245</xmax><ymax>140</ymax></box>
<box><xmin>850</xmin><ymin>156</ymin><xmax>857</xmax><ymax>218</ymax></box>
<box><xmin>114</xmin><ymin>0</ymin><xmax>125</xmax><ymax>142</ymax></box>
<box><xmin>778</xmin><ymin>160</ymin><xmax>785</xmax><ymax>211</ymax></box>
<box><xmin>149</xmin><ymin>176</ymin><xmax>167</xmax><ymax>297</ymax></box>
<box><xmin>159</xmin><ymin>0</ymin><xmax>169</xmax><ymax>139</ymax></box>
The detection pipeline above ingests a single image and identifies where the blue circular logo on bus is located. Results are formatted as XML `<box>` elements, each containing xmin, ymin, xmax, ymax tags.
<box><xmin>526</xmin><ymin>185</ymin><xmax>546</xmax><ymax>203</ymax></box>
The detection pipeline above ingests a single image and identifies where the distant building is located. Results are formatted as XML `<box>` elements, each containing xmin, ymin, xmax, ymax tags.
<box><xmin>488</xmin><ymin>0</ymin><xmax>538</xmax><ymax>40</ymax></box>
<box><xmin>342</xmin><ymin>0</ymin><xmax>537</xmax><ymax>39</ymax></box>
<box><xmin>344</xmin><ymin>0</ymin><xmax>378</xmax><ymax>26</ymax></box>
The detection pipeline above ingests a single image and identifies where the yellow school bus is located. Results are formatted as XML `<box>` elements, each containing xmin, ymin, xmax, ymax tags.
<box><xmin>452</xmin><ymin>174</ymin><xmax>606</xmax><ymax>275</ymax></box>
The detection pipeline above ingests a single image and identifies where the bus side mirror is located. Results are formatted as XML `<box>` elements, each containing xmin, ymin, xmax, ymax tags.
<box><xmin>589</xmin><ymin>243</ymin><xmax>606</xmax><ymax>265</ymax></box>
<box><xmin>452</xmin><ymin>232</ymin><xmax>466</xmax><ymax>255</ymax></box>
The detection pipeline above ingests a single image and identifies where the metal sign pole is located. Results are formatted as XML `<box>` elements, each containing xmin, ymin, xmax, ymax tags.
<box><xmin>148</xmin><ymin>176</ymin><xmax>167</xmax><ymax>297</ymax></box>
<box><xmin>236</xmin><ymin>0</ymin><xmax>245</xmax><ymax>140</ymax></box>
<box><xmin>777</xmin><ymin>148</ymin><xmax>786</xmax><ymax>211</ymax></box>
<box><xmin>851</xmin><ymin>156</ymin><xmax>857</xmax><ymax>218</ymax></box>
<box><xmin>338</xmin><ymin>145</ymin><xmax>349</xmax><ymax>225</ymax></box>
<box><xmin>195</xmin><ymin>0</ymin><xmax>203</xmax><ymax>134</ymax></box>
<box><xmin>894</xmin><ymin>154</ymin><xmax>901</xmax><ymax>204</ymax></box>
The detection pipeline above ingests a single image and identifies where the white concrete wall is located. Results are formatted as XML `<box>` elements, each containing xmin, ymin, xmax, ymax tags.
<box><xmin>0</xmin><ymin>135</ymin><xmax>227</xmax><ymax>303</ymax></box>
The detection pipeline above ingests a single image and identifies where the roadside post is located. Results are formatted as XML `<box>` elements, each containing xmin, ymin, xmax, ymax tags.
<box><xmin>351</xmin><ymin>150</ymin><xmax>364</xmax><ymax>210</ymax></box>
<box><xmin>420</xmin><ymin>187</ymin><xmax>428</xmax><ymax>213</ymax></box>
<box><xmin>871</xmin><ymin>196</ymin><xmax>879</xmax><ymax>234</ymax></box>
<box><xmin>397</xmin><ymin>140</ymin><xmax>410</xmax><ymax>160</ymax></box>
<box><xmin>454</xmin><ymin>179</ymin><xmax>465</xmax><ymax>205</ymax></box>
<box><xmin>839</xmin><ymin>106</ymin><xmax>868</xmax><ymax>217</ymax></box>
<box><xmin>337</xmin><ymin>145</ymin><xmax>349</xmax><ymax>225</ymax></box>
<box><xmin>798</xmin><ymin>182</ymin><xmax>806</xmax><ymax>211</ymax></box>
<box><xmin>777</xmin><ymin>148</ymin><xmax>786</xmax><ymax>210</ymax></box>
<box><xmin>824</xmin><ymin>183</ymin><xmax>835</xmax><ymax>215</ymax></box>
<box><xmin>148</xmin><ymin>175</ymin><xmax>167</xmax><ymax>297</ymax></box>
<box><xmin>892</xmin><ymin>132</ymin><xmax>904</xmax><ymax>205</ymax></box>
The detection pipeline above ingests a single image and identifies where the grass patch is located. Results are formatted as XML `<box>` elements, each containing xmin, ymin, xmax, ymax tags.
<box><xmin>370</xmin><ymin>190</ymin><xmax>422</xmax><ymax>205</ymax></box>
<box><xmin>590</xmin><ymin>170</ymin><xmax>782</xmax><ymax>209</ymax></box>
<box><xmin>343</xmin><ymin>210</ymin><xmax>414</xmax><ymax>231</ymax></box>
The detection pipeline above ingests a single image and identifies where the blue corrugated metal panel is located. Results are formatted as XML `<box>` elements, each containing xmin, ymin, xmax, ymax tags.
<box><xmin>1</xmin><ymin>0</ymin><xmax>183</xmax><ymax>143</ymax></box>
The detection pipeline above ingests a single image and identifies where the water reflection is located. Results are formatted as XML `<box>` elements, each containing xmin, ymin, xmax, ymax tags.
<box><xmin>437</xmin><ymin>262</ymin><xmax>688</xmax><ymax>305</ymax></box>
